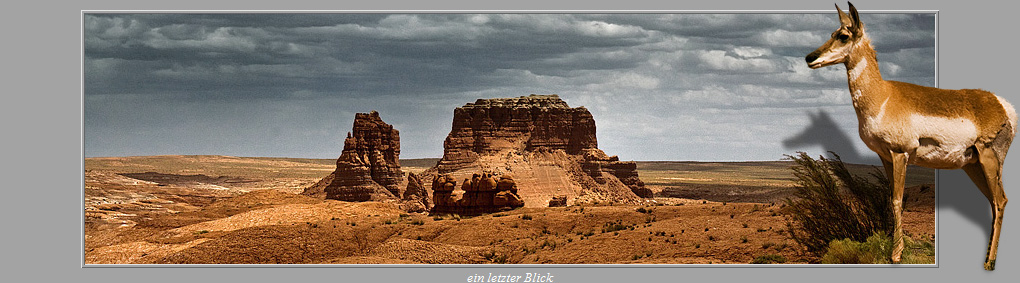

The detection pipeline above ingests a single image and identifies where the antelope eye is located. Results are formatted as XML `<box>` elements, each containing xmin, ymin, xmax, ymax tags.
<box><xmin>837</xmin><ymin>34</ymin><xmax>850</xmax><ymax>41</ymax></box>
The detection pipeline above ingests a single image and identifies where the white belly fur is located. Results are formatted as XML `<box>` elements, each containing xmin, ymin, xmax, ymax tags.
<box><xmin>860</xmin><ymin>112</ymin><xmax>979</xmax><ymax>169</ymax></box>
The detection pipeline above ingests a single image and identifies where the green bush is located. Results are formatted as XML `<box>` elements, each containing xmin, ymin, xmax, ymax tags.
<box><xmin>784</xmin><ymin>152</ymin><xmax>892</xmax><ymax>256</ymax></box>
<box><xmin>821</xmin><ymin>233</ymin><xmax>935</xmax><ymax>264</ymax></box>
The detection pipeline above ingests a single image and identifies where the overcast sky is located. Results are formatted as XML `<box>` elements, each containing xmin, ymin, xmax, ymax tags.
<box><xmin>84</xmin><ymin>12</ymin><xmax>935</xmax><ymax>162</ymax></box>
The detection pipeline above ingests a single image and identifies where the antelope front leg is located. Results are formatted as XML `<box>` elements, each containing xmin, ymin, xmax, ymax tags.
<box><xmin>886</xmin><ymin>151</ymin><xmax>908</xmax><ymax>264</ymax></box>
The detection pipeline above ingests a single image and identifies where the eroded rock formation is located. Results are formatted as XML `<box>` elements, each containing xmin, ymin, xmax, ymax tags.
<box><xmin>430</xmin><ymin>173</ymin><xmax>524</xmax><ymax>215</ymax></box>
<box><xmin>400</xmin><ymin>172</ymin><xmax>430</xmax><ymax>213</ymax></box>
<box><xmin>303</xmin><ymin>111</ymin><xmax>403</xmax><ymax>202</ymax></box>
<box><xmin>424</xmin><ymin>94</ymin><xmax>649</xmax><ymax>208</ymax></box>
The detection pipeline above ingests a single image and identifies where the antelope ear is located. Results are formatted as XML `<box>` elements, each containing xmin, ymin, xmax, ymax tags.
<box><xmin>837</xmin><ymin>3</ymin><xmax>852</xmax><ymax>27</ymax></box>
<box><xmin>848</xmin><ymin>2</ymin><xmax>863</xmax><ymax>32</ymax></box>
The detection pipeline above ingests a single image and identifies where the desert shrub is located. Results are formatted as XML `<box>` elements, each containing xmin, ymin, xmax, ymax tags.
<box><xmin>821</xmin><ymin>233</ymin><xmax>935</xmax><ymax>264</ymax></box>
<box><xmin>784</xmin><ymin>152</ymin><xmax>892</xmax><ymax>256</ymax></box>
<box><xmin>602</xmin><ymin>223</ymin><xmax>632</xmax><ymax>233</ymax></box>
<box><xmin>751</xmin><ymin>254</ymin><xmax>787</xmax><ymax>264</ymax></box>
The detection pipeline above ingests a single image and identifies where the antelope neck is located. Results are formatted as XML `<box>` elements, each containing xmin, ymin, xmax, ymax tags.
<box><xmin>844</xmin><ymin>36</ymin><xmax>886</xmax><ymax>116</ymax></box>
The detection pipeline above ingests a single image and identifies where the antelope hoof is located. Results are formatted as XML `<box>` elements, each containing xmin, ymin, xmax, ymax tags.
<box><xmin>985</xmin><ymin>260</ymin><xmax>996</xmax><ymax>271</ymax></box>
<box><xmin>891</xmin><ymin>255</ymin><xmax>901</xmax><ymax>264</ymax></box>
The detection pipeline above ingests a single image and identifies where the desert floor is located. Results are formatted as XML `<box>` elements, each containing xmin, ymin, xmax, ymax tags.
<box><xmin>83</xmin><ymin>155</ymin><xmax>935</xmax><ymax>264</ymax></box>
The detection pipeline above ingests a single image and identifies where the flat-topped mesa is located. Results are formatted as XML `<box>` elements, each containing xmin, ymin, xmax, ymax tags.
<box><xmin>303</xmin><ymin>111</ymin><xmax>404</xmax><ymax>201</ymax></box>
<box><xmin>427</xmin><ymin>94</ymin><xmax>650</xmax><ymax>208</ymax></box>
<box><xmin>437</xmin><ymin>94</ymin><xmax>598</xmax><ymax>172</ymax></box>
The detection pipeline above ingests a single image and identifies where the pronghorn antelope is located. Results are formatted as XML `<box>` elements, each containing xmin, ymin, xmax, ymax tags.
<box><xmin>806</xmin><ymin>3</ymin><xmax>1017</xmax><ymax>270</ymax></box>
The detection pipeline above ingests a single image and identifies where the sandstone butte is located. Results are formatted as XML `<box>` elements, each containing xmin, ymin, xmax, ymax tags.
<box><xmin>303</xmin><ymin>111</ymin><xmax>404</xmax><ymax>202</ymax></box>
<box><xmin>422</xmin><ymin>94</ymin><xmax>652</xmax><ymax>212</ymax></box>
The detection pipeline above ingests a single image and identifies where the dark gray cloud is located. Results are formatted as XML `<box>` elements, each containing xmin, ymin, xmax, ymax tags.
<box><xmin>84</xmin><ymin>12</ymin><xmax>935</xmax><ymax>161</ymax></box>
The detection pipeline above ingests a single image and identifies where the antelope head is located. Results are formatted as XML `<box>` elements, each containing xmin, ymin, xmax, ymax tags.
<box><xmin>805</xmin><ymin>2</ymin><xmax>864</xmax><ymax>69</ymax></box>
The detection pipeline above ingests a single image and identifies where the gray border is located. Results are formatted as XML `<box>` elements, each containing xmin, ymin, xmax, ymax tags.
<box><xmin>12</xmin><ymin>0</ymin><xmax>1014</xmax><ymax>282</ymax></box>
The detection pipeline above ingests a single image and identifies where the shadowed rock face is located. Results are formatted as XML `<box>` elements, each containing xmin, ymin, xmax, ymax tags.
<box><xmin>304</xmin><ymin>111</ymin><xmax>403</xmax><ymax>201</ymax></box>
<box><xmin>427</xmin><ymin>94</ymin><xmax>649</xmax><ymax>208</ymax></box>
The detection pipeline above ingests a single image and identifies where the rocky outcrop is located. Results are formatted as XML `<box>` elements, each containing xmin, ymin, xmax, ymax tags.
<box><xmin>400</xmin><ymin>172</ymin><xmax>430</xmax><ymax>213</ymax></box>
<box><xmin>431</xmin><ymin>173</ymin><xmax>524</xmax><ymax>215</ymax></box>
<box><xmin>303</xmin><ymin>111</ymin><xmax>403</xmax><ymax>202</ymax></box>
<box><xmin>424</xmin><ymin>94</ymin><xmax>649</xmax><ymax>208</ymax></box>
<box><xmin>579</xmin><ymin>149</ymin><xmax>654</xmax><ymax>198</ymax></box>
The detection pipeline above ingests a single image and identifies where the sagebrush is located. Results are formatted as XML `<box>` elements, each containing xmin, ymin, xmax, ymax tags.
<box><xmin>784</xmin><ymin>152</ymin><xmax>893</xmax><ymax>256</ymax></box>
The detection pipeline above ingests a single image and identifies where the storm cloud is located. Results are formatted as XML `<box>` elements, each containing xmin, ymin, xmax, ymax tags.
<box><xmin>84</xmin><ymin>12</ymin><xmax>935</xmax><ymax>161</ymax></box>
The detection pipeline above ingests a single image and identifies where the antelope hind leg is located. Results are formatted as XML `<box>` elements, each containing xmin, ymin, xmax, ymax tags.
<box><xmin>962</xmin><ymin>163</ymin><xmax>997</xmax><ymax>269</ymax></box>
<box><xmin>975</xmin><ymin>145</ymin><xmax>1008</xmax><ymax>270</ymax></box>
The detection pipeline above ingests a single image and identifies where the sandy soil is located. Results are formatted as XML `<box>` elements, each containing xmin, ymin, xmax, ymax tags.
<box><xmin>83</xmin><ymin>155</ymin><xmax>935</xmax><ymax>264</ymax></box>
